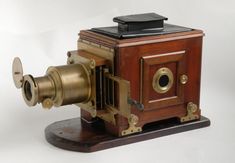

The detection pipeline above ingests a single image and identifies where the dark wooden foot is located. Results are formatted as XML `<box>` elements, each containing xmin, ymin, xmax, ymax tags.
<box><xmin>45</xmin><ymin>116</ymin><xmax>210</xmax><ymax>152</ymax></box>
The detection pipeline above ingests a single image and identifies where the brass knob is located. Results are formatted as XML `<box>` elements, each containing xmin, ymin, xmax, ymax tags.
<box><xmin>180</xmin><ymin>74</ymin><xmax>188</xmax><ymax>84</ymax></box>
<box><xmin>42</xmin><ymin>98</ymin><xmax>53</xmax><ymax>109</ymax></box>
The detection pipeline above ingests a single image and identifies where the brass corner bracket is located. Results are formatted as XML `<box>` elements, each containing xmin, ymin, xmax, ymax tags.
<box><xmin>180</xmin><ymin>102</ymin><xmax>199</xmax><ymax>122</ymax></box>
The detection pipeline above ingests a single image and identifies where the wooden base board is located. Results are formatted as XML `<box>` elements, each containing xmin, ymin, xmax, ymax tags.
<box><xmin>45</xmin><ymin>116</ymin><xmax>210</xmax><ymax>152</ymax></box>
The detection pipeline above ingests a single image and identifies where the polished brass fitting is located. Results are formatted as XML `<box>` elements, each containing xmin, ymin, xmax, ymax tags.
<box><xmin>152</xmin><ymin>67</ymin><xmax>174</xmax><ymax>94</ymax></box>
<box><xmin>13</xmin><ymin>58</ymin><xmax>91</xmax><ymax>109</ymax></box>
<box><xmin>12</xmin><ymin>44</ymin><xmax>143</xmax><ymax>136</ymax></box>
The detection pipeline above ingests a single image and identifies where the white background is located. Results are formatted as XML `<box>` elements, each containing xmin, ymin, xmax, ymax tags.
<box><xmin>0</xmin><ymin>0</ymin><xmax>235</xmax><ymax>163</ymax></box>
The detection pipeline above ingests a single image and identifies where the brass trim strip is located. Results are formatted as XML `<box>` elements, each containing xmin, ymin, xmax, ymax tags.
<box><xmin>140</xmin><ymin>58</ymin><xmax>144</xmax><ymax>103</ymax></box>
<box><xmin>142</xmin><ymin>50</ymin><xmax>186</xmax><ymax>59</ymax></box>
<box><xmin>117</xmin><ymin>33</ymin><xmax>204</xmax><ymax>47</ymax></box>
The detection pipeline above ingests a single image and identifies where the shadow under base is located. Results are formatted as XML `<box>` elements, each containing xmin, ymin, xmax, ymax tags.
<box><xmin>45</xmin><ymin>116</ymin><xmax>210</xmax><ymax>152</ymax></box>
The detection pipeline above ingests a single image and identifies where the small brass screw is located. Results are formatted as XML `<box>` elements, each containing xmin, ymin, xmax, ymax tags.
<box><xmin>129</xmin><ymin>114</ymin><xmax>139</xmax><ymax>125</ymax></box>
<box><xmin>69</xmin><ymin>59</ymin><xmax>74</xmax><ymax>64</ymax></box>
<box><xmin>89</xmin><ymin>60</ymin><xmax>95</xmax><ymax>69</ymax></box>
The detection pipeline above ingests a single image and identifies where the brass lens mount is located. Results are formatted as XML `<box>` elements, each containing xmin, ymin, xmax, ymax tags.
<box><xmin>152</xmin><ymin>67</ymin><xmax>174</xmax><ymax>94</ymax></box>
<box><xmin>13</xmin><ymin>57</ymin><xmax>92</xmax><ymax>108</ymax></box>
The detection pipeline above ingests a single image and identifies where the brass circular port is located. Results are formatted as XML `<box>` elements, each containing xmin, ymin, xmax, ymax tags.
<box><xmin>22</xmin><ymin>75</ymin><xmax>39</xmax><ymax>106</ymax></box>
<box><xmin>152</xmin><ymin>67</ymin><xmax>174</xmax><ymax>94</ymax></box>
<box><xmin>24</xmin><ymin>80</ymin><xmax>32</xmax><ymax>101</ymax></box>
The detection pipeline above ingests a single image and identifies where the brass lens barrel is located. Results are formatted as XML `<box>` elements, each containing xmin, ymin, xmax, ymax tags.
<box><xmin>47</xmin><ymin>64</ymin><xmax>91</xmax><ymax>106</ymax></box>
<box><xmin>22</xmin><ymin>64</ymin><xmax>91</xmax><ymax>107</ymax></box>
<box><xmin>35</xmin><ymin>76</ymin><xmax>56</xmax><ymax>102</ymax></box>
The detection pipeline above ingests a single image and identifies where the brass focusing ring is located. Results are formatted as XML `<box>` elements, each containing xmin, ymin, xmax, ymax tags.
<box><xmin>152</xmin><ymin>67</ymin><xmax>174</xmax><ymax>94</ymax></box>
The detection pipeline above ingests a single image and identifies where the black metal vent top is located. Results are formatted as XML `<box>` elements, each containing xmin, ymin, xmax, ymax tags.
<box><xmin>91</xmin><ymin>13</ymin><xmax>192</xmax><ymax>39</ymax></box>
<box><xmin>114</xmin><ymin>13</ymin><xmax>168</xmax><ymax>32</ymax></box>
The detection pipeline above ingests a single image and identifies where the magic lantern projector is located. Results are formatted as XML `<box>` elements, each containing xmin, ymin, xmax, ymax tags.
<box><xmin>12</xmin><ymin>13</ymin><xmax>210</xmax><ymax>152</ymax></box>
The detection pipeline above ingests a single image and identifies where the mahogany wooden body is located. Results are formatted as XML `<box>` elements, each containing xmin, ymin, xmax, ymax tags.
<box><xmin>79</xmin><ymin>29</ymin><xmax>204</xmax><ymax>136</ymax></box>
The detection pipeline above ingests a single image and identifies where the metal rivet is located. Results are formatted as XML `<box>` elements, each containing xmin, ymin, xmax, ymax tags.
<box><xmin>180</xmin><ymin>74</ymin><xmax>188</xmax><ymax>84</ymax></box>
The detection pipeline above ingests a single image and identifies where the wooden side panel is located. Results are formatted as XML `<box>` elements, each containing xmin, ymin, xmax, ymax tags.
<box><xmin>116</xmin><ymin>36</ymin><xmax>203</xmax><ymax>126</ymax></box>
